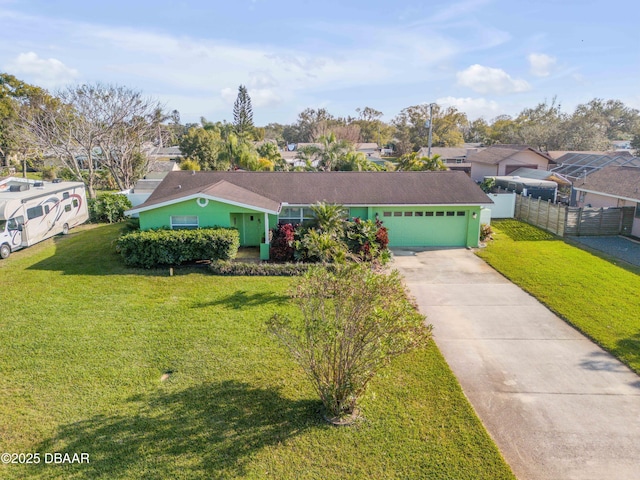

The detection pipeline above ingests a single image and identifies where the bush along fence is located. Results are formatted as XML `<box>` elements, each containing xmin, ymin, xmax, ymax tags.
<box><xmin>116</xmin><ymin>228</ymin><xmax>240</xmax><ymax>268</ymax></box>
<box><xmin>515</xmin><ymin>194</ymin><xmax>635</xmax><ymax>237</ymax></box>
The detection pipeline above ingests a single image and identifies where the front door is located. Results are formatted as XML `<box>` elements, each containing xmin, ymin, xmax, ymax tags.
<box><xmin>230</xmin><ymin>213</ymin><xmax>263</xmax><ymax>246</ymax></box>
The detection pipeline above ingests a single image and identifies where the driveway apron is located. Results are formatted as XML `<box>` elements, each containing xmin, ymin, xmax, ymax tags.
<box><xmin>392</xmin><ymin>248</ymin><xmax>640</xmax><ymax>480</ymax></box>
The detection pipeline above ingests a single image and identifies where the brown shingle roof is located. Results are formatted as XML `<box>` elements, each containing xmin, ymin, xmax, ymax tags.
<box><xmin>573</xmin><ymin>166</ymin><xmax>640</xmax><ymax>201</ymax></box>
<box><xmin>466</xmin><ymin>145</ymin><xmax>552</xmax><ymax>165</ymax></box>
<box><xmin>129</xmin><ymin>171</ymin><xmax>491</xmax><ymax>213</ymax></box>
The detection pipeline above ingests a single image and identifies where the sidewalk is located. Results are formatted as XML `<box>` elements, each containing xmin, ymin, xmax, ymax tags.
<box><xmin>392</xmin><ymin>248</ymin><xmax>640</xmax><ymax>480</ymax></box>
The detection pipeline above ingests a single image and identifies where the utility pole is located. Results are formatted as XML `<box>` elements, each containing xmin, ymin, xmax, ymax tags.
<box><xmin>426</xmin><ymin>103</ymin><xmax>435</xmax><ymax>158</ymax></box>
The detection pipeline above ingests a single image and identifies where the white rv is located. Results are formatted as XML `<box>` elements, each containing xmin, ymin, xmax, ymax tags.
<box><xmin>0</xmin><ymin>178</ymin><xmax>89</xmax><ymax>259</ymax></box>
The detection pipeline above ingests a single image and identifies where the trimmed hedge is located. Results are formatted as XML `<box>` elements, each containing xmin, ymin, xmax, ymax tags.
<box><xmin>116</xmin><ymin>228</ymin><xmax>239</xmax><ymax>268</ymax></box>
<box><xmin>210</xmin><ymin>260</ymin><xmax>313</xmax><ymax>276</ymax></box>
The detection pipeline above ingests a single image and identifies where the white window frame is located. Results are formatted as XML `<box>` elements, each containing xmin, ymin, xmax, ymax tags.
<box><xmin>170</xmin><ymin>215</ymin><xmax>199</xmax><ymax>229</ymax></box>
<box><xmin>278</xmin><ymin>206</ymin><xmax>315</xmax><ymax>224</ymax></box>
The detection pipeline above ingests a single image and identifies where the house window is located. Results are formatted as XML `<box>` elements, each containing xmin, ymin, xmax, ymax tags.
<box><xmin>393</xmin><ymin>211</ymin><xmax>402</xmax><ymax>217</ymax></box>
<box><xmin>436</xmin><ymin>211</ymin><xmax>444</xmax><ymax>217</ymax></box>
<box><xmin>171</xmin><ymin>215</ymin><xmax>199</xmax><ymax>229</ymax></box>
<box><xmin>446</xmin><ymin>211</ymin><xmax>455</xmax><ymax>217</ymax></box>
<box><xmin>425</xmin><ymin>212</ymin><xmax>434</xmax><ymax>217</ymax></box>
<box><xmin>415</xmin><ymin>211</ymin><xmax>424</xmax><ymax>217</ymax></box>
<box><xmin>27</xmin><ymin>205</ymin><xmax>44</xmax><ymax>220</ymax></box>
<box><xmin>404</xmin><ymin>211</ymin><xmax>413</xmax><ymax>216</ymax></box>
<box><xmin>383</xmin><ymin>212</ymin><xmax>391</xmax><ymax>217</ymax></box>
<box><xmin>65</xmin><ymin>205</ymin><xmax>72</xmax><ymax>212</ymax></box>
<box><xmin>279</xmin><ymin>206</ymin><xmax>315</xmax><ymax>225</ymax></box>
<box><xmin>456</xmin><ymin>211</ymin><xmax>466</xmax><ymax>216</ymax></box>
<box><xmin>73</xmin><ymin>199</ymin><xmax>79</xmax><ymax>208</ymax></box>
<box><xmin>63</xmin><ymin>192</ymin><xmax>70</xmax><ymax>199</ymax></box>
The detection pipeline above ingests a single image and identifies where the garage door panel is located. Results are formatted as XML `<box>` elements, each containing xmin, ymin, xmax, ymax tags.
<box><xmin>380</xmin><ymin>210</ymin><xmax>468</xmax><ymax>247</ymax></box>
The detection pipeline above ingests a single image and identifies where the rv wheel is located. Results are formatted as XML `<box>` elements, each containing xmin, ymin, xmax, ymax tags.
<box><xmin>0</xmin><ymin>244</ymin><xmax>10</xmax><ymax>259</ymax></box>
<box><xmin>62</xmin><ymin>223</ymin><xmax>70</xmax><ymax>235</ymax></box>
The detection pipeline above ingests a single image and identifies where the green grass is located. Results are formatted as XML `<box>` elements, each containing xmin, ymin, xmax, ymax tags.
<box><xmin>477</xmin><ymin>219</ymin><xmax>640</xmax><ymax>374</ymax></box>
<box><xmin>0</xmin><ymin>224</ymin><xmax>514</xmax><ymax>479</ymax></box>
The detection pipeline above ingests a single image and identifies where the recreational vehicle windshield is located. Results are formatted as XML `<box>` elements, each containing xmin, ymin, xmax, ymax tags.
<box><xmin>0</xmin><ymin>178</ymin><xmax>89</xmax><ymax>259</ymax></box>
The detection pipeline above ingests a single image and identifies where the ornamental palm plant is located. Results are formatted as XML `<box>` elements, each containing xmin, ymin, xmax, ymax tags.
<box><xmin>310</xmin><ymin>202</ymin><xmax>347</xmax><ymax>235</ymax></box>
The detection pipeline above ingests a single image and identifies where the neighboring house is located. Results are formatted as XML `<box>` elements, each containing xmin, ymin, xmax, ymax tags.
<box><xmin>466</xmin><ymin>145</ymin><xmax>553</xmax><ymax>182</ymax></box>
<box><xmin>120</xmin><ymin>170</ymin><xmax>177</xmax><ymax>209</ymax></box>
<box><xmin>416</xmin><ymin>145</ymin><xmax>484</xmax><ymax>175</ymax></box>
<box><xmin>573</xmin><ymin>165</ymin><xmax>640</xmax><ymax>237</ymax></box>
<box><xmin>126</xmin><ymin>171</ymin><xmax>492</xmax><ymax>259</ymax></box>
<box><xmin>147</xmin><ymin>159</ymin><xmax>180</xmax><ymax>174</ymax></box>
<box><xmin>356</xmin><ymin>143</ymin><xmax>381</xmax><ymax>159</ymax></box>
<box><xmin>281</xmin><ymin>142</ymin><xmax>381</xmax><ymax>167</ymax></box>
<box><xmin>546</xmin><ymin>150</ymin><xmax>634</xmax><ymax>161</ymax></box>
<box><xmin>611</xmin><ymin>140</ymin><xmax>632</xmax><ymax>151</ymax></box>
<box><xmin>146</xmin><ymin>146</ymin><xmax>183</xmax><ymax>161</ymax></box>
<box><xmin>550</xmin><ymin>153</ymin><xmax>640</xmax><ymax>182</ymax></box>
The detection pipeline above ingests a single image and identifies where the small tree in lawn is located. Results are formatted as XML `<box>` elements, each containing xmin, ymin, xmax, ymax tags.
<box><xmin>267</xmin><ymin>264</ymin><xmax>432</xmax><ymax>422</ymax></box>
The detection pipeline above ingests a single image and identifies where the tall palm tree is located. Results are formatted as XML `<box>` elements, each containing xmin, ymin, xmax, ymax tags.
<box><xmin>318</xmin><ymin>132</ymin><xmax>350</xmax><ymax>171</ymax></box>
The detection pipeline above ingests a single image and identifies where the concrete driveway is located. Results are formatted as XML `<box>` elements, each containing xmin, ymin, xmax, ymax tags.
<box><xmin>392</xmin><ymin>248</ymin><xmax>640</xmax><ymax>480</ymax></box>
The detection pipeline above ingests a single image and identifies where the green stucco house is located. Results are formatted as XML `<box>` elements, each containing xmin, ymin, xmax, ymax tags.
<box><xmin>126</xmin><ymin>171</ymin><xmax>492</xmax><ymax>259</ymax></box>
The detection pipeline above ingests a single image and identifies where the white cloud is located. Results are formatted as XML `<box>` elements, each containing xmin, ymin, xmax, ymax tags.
<box><xmin>248</xmin><ymin>71</ymin><xmax>278</xmax><ymax>89</ymax></box>
<box><xmin>4</xmin><ymin>51</ymin><xmax>78</xmax><ymax>88</ymax></box>
<box><xmin>249</xmin><ymin>88</ymin><xmax>282</xmax><ymax>108</ymax></box>
<box><xmin>0</xmin><ymin>8</ymin><xmax>521</xmax><ymax>122</ymax></box>
<box><xmin>456</xmin><ymin>64</ymin><xmax>530</xmax><ymax>94</ymax></box>
<box><xmin>220</xmin><ymin>87</ymin><xmax>237</xmax><ymax>104</ymax></box>
<box><xmin>436</xmin><ymin>96</ymin><xmax>501</xmax><ymax>120</ymax></box>
<box><xmin>528</xmin><ymin>53</ymin><xmax>556</xmax><ymax>77</ymax></box>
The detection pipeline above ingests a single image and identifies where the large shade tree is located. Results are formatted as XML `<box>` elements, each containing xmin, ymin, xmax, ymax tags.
<box><xmin>392</xmin><ymin>104</ymin><xmax>467</xmax><ymax>155</ymax></box>
<box><xmin>0</xmin><ymin>73</ymin><xmax>50</xmax><ymax>169</ymax></box>
<box><xmin>19</xmin><ymin>83</ymin><xmax>164</xmax><ymax>197</ymax></box>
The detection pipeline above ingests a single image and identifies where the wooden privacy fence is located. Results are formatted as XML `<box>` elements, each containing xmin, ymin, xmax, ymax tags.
<box><xmin>514</xmin><ymin>194</ymin><xmax>635</xmax><ymax>237</ymax></box>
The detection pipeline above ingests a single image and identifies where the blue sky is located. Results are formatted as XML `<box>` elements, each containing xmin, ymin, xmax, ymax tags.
<box><xmin>1</xmin><ymin>0</ymin><xmax>638</xmax><ymax>125</ymax></box>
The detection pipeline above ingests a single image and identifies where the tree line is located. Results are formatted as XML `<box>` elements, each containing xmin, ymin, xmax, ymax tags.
<box><xmin>2</xmin><ymin>73</ymin><xmax>639</xmax><ymax>198</ymax></box>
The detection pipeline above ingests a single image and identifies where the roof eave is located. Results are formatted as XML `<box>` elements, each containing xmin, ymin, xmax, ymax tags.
<box><xmin>125</xmin><ymin>193</ymin><xmax>281</xmax><ymax>216</ymax></box>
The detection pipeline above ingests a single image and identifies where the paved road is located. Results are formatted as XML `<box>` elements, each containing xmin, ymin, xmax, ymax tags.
<box><xmin>569</xmin><ymin>236</ymin><xmax>640</xmax><ymax>267</ymax></box>
<box><xmin>392</xmin><ymin>248</ymin><xmax>640</xmax><ymax>480</ymax></box>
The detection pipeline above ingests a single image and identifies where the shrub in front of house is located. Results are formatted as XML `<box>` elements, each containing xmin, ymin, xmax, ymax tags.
<box><xmin>480</xmin><ymin>223</ymin><xmax>494</xmax><ymax>242</ymax></box>
<box><xmin>270</xmin><ymin>213</ymin><xmax>390</xmax><ymax>265</ymax></box>
<box><xmin>116</xmin><ymin>228</ymin><xmax>239</xmax><ymax>268</ymax></box>
<box><xmin>269</xmin><ymin>223</ymin><xmax>297</xmax><ymax>262</ymax></box>
<box><xmin>343</xmin><ymin>217</ymin><xmax>390</xmax><ymax>262</ymax></box>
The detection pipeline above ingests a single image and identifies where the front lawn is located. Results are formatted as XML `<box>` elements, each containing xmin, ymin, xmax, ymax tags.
<box><xmin>0</xmin><ymin>224</ymin><xmax>514</xmax><ymax>479</ymax></box>
<box><xmin>477</xmin><ymin>219</ymin><xmax>640</xmax><ymax>374</ymax></box>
